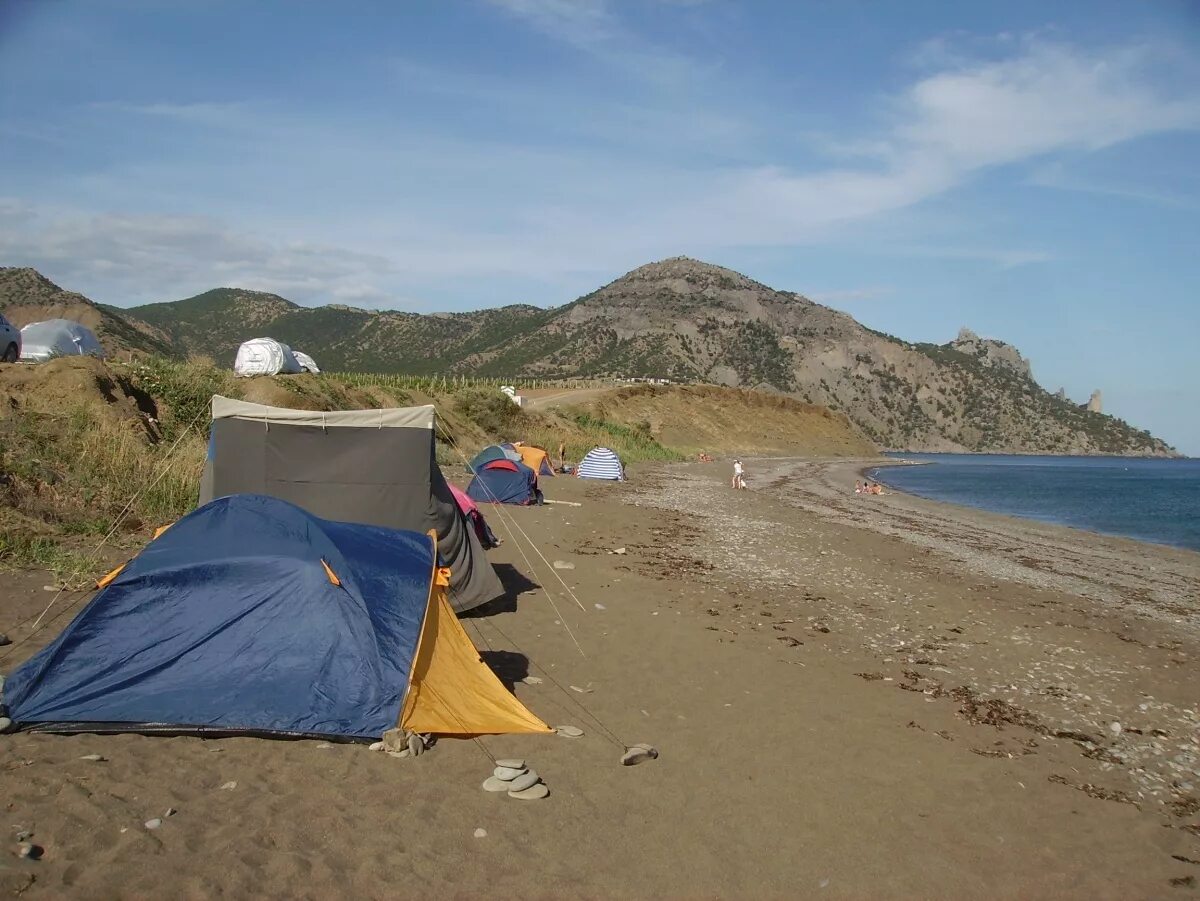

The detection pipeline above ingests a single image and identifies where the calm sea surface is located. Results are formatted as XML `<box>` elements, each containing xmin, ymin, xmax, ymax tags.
<box><xmin>869</xmin><ymin>454</ymin><xmax>1200</xmax><ymax>552</ymax></box>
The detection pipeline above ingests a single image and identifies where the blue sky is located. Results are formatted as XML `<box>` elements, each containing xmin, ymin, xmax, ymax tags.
<box><xmin>1</xmin><ymin>0</ymin><xmax>1198</xmax><ymax>452</ymax></box>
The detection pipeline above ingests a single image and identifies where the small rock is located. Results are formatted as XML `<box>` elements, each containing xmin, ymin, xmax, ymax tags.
<box><xmin>509</xmin><ymin>782</ymin><xmax>550</xmax><ymax>800</ymax></box>
<box><xmin>16</xmin><ymin>842</ymin><xmax>42</xmax><ymax>860</ymax></box>
<box><xmin>569</xmin><ymin>685</ymin><xmax>593</xmax><ymax>694</ymax></box>
<box><xmin>381</xmin><ymin>728</ymin><xmax>407</xmax><ymax>752</ymax></box>
<box><xmin>144</xmin><ymin>819</ymin><xmax>162</xmax><ymax>830</ymax></box>
<box><xmin>1110</xmin><ymin>722</ymin><xmax>1122</xmax><ymax>735</ymax></box>
<box><xmin>219</xmin><ymin>781</ymin><xmax>237</xmax><ymax>791</ymax></box>
<box><xmin>407</xmin><ymin>734</ymin><xmax>425</xmax><ymax>757</ymax></box>
<box><xmin>0</xmin><ymin>634</ymin><xmax>10</xmax><ymax>647</ymax></box>
<box><xmin>556</xmin><ymin>725</ymin><xmax>584</xmax><ymax>737</ymax></box>
<box><xmin>42</xmin><ymin>585</ymin><xmax>56</xmax><ymax>592</ymax></box>
<box><xmin>79</xmin><ymin>754</ymin><xmax>106</xmax><ymax>762</ymax></box>
<box><xmin>482</xmin><ymin>776</ymin><xmax>511</xmax><ymax>792</ymax></box>
<box><xmin>495</xmin><ymin>758</ymin><xmax>525</xmax><ymax>769</ymax></box>
<box><xmin>594</xmin><ymin>603</ymin><xmax>606</xmax><ymax>610</ymax></box>
<box><xmin>612</xmin><ymin>547</ymin><xmax>626</xmax><ymax>555</ymax></box>
<box><xmin>552</xmin><ymin>560</ymin><xmax>575</xmax><ymax>570</ymax></box>
<box><xmin>0</xmin><ymin>717</ymin><xmax>15</xmax><ymax>734</ymax></box>
<box><xmin>163</xmin><ymin>808</ymin><xmax>177</xmax><ymax>818</ymax></box>
<box><xmin>368</xmin><ymin>741</ymin><xmax>385</xmax><ymax>752</ymax></box>
<box><xmin>620</xmin><ymin>745</ymin><xmax>659</xmax><ymax>766</ymax></box>
<box><xmin>507</xmin><ymin>770</ymin><xmax>540</xmax><ymax>792</ymax></box>
<box><xmin>522</xmin><ymin>676</ymin><xmax>544</xmax><ymax>685</ymax></box>
<box><xmin>493</xmin><ymin>765</ymin><xmax>526</xmax><ymax>781</ymax></box>
<box><xmin>473</xmin><ymin>828</ymin><xmax>487</xmax><ymax>838</ymax></box>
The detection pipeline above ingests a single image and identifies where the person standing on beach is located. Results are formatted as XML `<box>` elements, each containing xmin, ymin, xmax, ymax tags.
<box><xmin>558</xmin><ymin>440</ymin><xmax>566</xmax><ymax>471</ymax></box>
<box><xmin>732</xmin><ymin>458</ymin><xmax>745</xmax><ymax>490</ymax></box>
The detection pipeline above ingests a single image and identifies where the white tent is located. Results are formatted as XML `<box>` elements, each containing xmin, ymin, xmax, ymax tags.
<box><xmin>291</xmin><ymin>350</ymin><xmax>320</xmax><ymax>373</ymax></box>
<box><xmin>19</xmin><ymin>319</ymin><xmax>105</xmax><ymax>363</ymax></box>
<box><xmin>233</xmin><ymin>338</ymin><xmax>302</xmax><ymax>377</ymax></box>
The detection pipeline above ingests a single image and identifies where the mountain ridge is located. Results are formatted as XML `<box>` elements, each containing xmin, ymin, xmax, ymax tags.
<box><xmin>0</xmin><ymin>261</ymin><xmax>1176</xmax><ymax>456</ymax></box>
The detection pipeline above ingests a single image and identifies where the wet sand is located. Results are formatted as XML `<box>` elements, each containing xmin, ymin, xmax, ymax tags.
<box><xmin>1</xmin><ymin>460</ymin><xmax>1198</xmax><ymax>898</ymax></box>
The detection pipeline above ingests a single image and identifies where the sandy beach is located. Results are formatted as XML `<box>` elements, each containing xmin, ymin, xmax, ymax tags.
<box><xmin>2</xmin><ymin>459</ymin><xmax>1199</xmax><ymax>898</ymax></box>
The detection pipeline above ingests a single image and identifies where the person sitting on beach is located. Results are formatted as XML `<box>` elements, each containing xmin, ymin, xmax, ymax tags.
<box><xmin>855</xmin><ymin>480</ymin><xmax>863</xmax><ymax>494</ymax></box>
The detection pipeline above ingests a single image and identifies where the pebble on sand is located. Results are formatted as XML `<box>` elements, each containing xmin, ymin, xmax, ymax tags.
<box><xmin>144</xmin><ymin>819</ymin><xmax>162</xmax><ymax>830</ymax></box>
<box><xmin>474</xmin><ymin>828</ymin><xmax>487</xmax><ymax>838</ymax></box>
<box><xmin>522</xmin><ymin>676</ymin><xmax>544</xmax><ymax>685</ymax></box>
<box><xmin>16</xmin><ymin>842</ymin><xmax>42</xmax><ymax>860</ymax></box>
<box><xmin>493</xmin><ymin>765</ymin><xmax>525</xmax><ymax>781</ymax></box>
<box><xmin>495</xmin><ymin>758</ymin><xmax>525</xmax><ymax>769</ymax></box>
<box><xmin>79</xmin><ymin>754</ymin><xmax>106</xmax><ymax>762</ymax></box>
<box><xmin>219</xmin><ymin>781</ymin><xmax>237</xmax><ymax>791</ymax></box>
<box><xmin>556</xmin><ymin>725</ymin><xmax>584</xmax><ymax>737</ymax></box>
<box><xmin>1110</xmin><ymin>721</ymin><xmax>1123</xmax><ymax>735</ymax></box>
<box><xmin>552</xmin><ymin>560</ymin><xmax>575</xmax><ymax>570</ymax></box>
<box><xmin>482</xmin><ymin>776</ymin><xmax>511</xmax><ymax>792</ymax></box>
<box><xmin>507</xmin><ymin>770</ymin><xmax>540</xmax><ymax>792</ymax></box>
<box><xmin>0</xmin><ymin>717</ymin><xmax>13</xmax><ymax>734</ymax></box>
<box><xmin>0</xmin><ymin>634</ymin><xmax>10</xmax><ymax>647</ymax></box>
<box><xmin>508</xmin><ymin>783</ymin><xmax>550</xmax><ymax>801</ymax></box>
<box><xmin>620</xmin><ymin>745</ymin><xmax>659</xmax><ymax>766</ymax></box>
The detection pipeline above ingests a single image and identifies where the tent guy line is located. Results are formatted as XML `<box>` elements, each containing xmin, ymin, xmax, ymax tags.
<box><xmin>437</xmin><ymin>425</ymin><xmax>589</xmax><ymax>655</ymax></box>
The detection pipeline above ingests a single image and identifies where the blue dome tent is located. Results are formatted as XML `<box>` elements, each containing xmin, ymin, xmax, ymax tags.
<box><xmin>467</xmin><ymin>459</ymin><xmax>539</xmax><ymax>505</ymax></box>
<box><xmin>0</xmin><ymin>495</ymin><xmax>550</xmax><ymax>740</ymax></box>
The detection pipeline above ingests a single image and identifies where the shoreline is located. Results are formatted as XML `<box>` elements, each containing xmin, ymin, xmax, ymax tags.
<box><xmin>852</xmin><ymin>454</ymin><xmax>1200</xmax><ymax>557</ymax></box>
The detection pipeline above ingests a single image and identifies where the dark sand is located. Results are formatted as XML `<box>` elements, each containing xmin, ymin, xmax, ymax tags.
<box><xmin>1</xmin><ymin>459</ymin><xmax>1198</xmax><ymax>898</ymax></box>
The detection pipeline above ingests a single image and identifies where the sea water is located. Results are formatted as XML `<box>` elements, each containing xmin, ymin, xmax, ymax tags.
<box><xmin>869</xmin><ymin>454</ymin><xmax>1200</xmax><ymax>552</ymax></box>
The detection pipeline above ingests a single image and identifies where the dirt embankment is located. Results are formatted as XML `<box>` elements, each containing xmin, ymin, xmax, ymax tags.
<box><xmin>567</xmin><ymin>384</ymin><xmax>876</xmax><ymax>457</ymax></box>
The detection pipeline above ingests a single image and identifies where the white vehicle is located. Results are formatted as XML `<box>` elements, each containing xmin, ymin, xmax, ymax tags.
<box><xmin>0</xmin><ymin>312</ymin><xmax>21</xmax><ymax>362</ymax></box>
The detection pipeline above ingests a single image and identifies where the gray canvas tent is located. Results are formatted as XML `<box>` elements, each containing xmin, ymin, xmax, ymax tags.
<box><xmin>198</xmin><ymin>396</ymin><xmax>503</xmax><ymax>612</ymax></box>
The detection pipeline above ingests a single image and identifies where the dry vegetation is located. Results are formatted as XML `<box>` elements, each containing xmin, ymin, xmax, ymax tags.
<box><xmin>0</xmin><ymin>357</ymin><xmax>872</xmax><ymax>577</ymax></box>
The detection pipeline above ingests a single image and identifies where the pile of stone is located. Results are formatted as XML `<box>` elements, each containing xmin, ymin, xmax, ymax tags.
<box><xmin>369</xmin><ymin>728</ymin><xmax>432</xmax><ymax>758</ymax></box>
<box><xmin>481</xmin><ymin>759</ymin><xmax>549</xmax><ymax>800</ymax></box>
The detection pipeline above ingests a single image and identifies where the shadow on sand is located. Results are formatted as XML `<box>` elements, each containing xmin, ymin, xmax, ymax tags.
<box><xmin>480</xmin><ymin>649</ymin><xmax>531</xmax><ymax>692</ymax></box>
<box><xmin>464</xmin><ymin>563</ymin><xmax>540</xmax><ymax>617</ymax></box>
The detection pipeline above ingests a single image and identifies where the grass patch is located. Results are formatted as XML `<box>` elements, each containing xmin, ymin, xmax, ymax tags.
<box><xmin>0</xmin><ymin>528</ymin><xmax>90</xmax><ymax>579</ymax></box>
<box><xmin>560</xmin><ymin>412</ymin><xmax>684</xmax><ymax>463</ymax></box>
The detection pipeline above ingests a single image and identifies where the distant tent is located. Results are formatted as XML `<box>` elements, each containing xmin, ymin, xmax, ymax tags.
<box><xmin>233</xmin><ymin>338</ymin><xmax>302</xmax><ymax>377</ymax></box>
<box><xmin>576</xmin><ymin>446</ymin><xmax>625</xmax><ymax>481</ymax></box>
<box><xmin>515</xmin><ymin>444</ymin><xmax>556</xmax><ymax>477</ymax></box>
<box><xmin>468</xmin><ymin>459</ymin><xmax>539</xmax><ymax>505</ymax></box>
<box><xmin>2</xmin><ymin>494</ymin><xmax>551</xmax><ymax>740</ymax></box>
<box><xmin>469</xmin><ymin>444</ymin><xmax>522</xmax><ymax>472</ymax></box>
<box><xmin>19</xmin><ymin>319</ymin><xmax>104</xmax><ymax>363</ymax></box>
<box><xmin>291</xmin><ymin>350</ymin><xmax>320</xmax><ymax>373</ymax></box>
<box><xmin>198</xmin><ymin>396</ymin><xmax>502</xmax><ymax>612</ymax></box>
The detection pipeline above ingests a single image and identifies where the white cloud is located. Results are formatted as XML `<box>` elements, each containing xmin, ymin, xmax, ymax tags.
<box><xmin>483</xmin><ymin>0</ymin><xmax>703</xmax><ymax>87</ymax></box>
<box><xmin>0</xmin><ymin>204</ymin><xmax>400</xmax><ymax>307</ymax></box>
<box><xmin>1026</xmin><ymin>161</ymin><xmax>1198</xmax><ymax>209</ymax></box>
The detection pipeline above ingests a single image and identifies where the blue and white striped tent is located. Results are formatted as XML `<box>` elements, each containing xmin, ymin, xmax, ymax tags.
<box><xmin>575</xmin><ymin>446</ymin><xmax>625</xmax><ymax>481</ymax></box>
